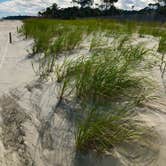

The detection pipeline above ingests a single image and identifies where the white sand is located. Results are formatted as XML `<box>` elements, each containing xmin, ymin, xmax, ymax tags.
<box><xmin>0</xmin><ymin>20</ymin><xmax>35</xmax><ymax>95</ymax></box>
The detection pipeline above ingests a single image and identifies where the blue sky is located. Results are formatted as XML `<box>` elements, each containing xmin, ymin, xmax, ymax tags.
<box><xmin>0</xmin><ymin>0</ymin><xmax>154</xmax><ymax>18</ymax></box>
<box><xmin>0</xmin><ymin>0</ymin><xmax>8</xmax><ymax>2</ymax></box>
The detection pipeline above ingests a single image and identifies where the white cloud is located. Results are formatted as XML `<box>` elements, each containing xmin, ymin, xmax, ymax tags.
<box><xmin>116</xmin><ymin>0</ymin><xmax>154</xmax><ymax>10</ymax></box>
<box><xmin>0</xmin><ymin>0</ymin><xmax>72</xmax><ymax>16</ymax></box>
<box><xmin>0</xmin><ymin>0</ymin><xmax>154</xmax><ymax>17</ymax></box>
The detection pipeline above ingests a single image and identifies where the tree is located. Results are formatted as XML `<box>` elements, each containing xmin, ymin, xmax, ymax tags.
<box><xmin>72</xmin><ymin>0</ymin><xmax>94</xmax><ymax>8</ymax></box>
<box><xmin>45</xmin><ymin>7</ymin><xmax>52</xmax><ymax>17</ymax></box>
<box><xmin>38</xmin><ymin>11</ymin><xmax>42</xmax><ymax>16</ymax></box>
<box><xmin>51</xmin><ymin>3</ymin><xmax>58</xmax><ymax>10</ymax></box>
<box><xmin>51</xmin><ymin>3</ymin><xmax>58</xmax><ymax>17</ymax></box>
<box><xmin>102</xmin><ymin>0</ymin><xmax>118</xmax><ymax>9</ymax></box>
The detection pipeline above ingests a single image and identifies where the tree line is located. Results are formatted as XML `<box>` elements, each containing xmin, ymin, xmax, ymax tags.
<box><xmin>37</xmin><ymin>0</ymin><xmax>166</xmax><ymax>19</ymax></box>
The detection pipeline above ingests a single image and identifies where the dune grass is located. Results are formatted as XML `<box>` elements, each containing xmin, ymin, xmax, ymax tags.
<box><xmin>21</xmin><ymin>19</ymin><xmax>87</xmax><ymax>55</ymax></box>
<box><xmin>138</xmin><ymin>22</ymin><xmax>166</xmax><ymax>53</ymax></box>
<box><xmin>63</xmin><ymin>40</ymin><xmax>150</xmax><ymax>105</ymax></box>
<box><xmin>76</xmin><ymin>106</ymin><xmax>141</xmax><ymax>153</ymax></box>
<box><xmin>21</xmin><ymin>18</ymin><xmax>162</xmax><ymax>154</ymax></box>
<box><xmin>56</xmin><ymin>39</ymin><xmax>153</xmax><ymax>153</ymax></box>
<box><xmin>22</xmin><ymin>18</ymin><xmax>166</xmax><ymax>57</ymax></box>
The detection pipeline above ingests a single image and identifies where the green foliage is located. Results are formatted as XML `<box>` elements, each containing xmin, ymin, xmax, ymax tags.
<box><xmin>76</xmin><ymin>107</ymin><xmax>141</xmax><ymax>153</ymax></box>
<box><xmin>56</xmin><ymin>38</ymin><xmax>154</xmax><ymax>153</ymax></box>
<box><xmin>22</xmin><ymin>19</ymin><xmax>166</xmax><ymax>58</ymax></box>
<box><xmin>158</xmin><ymin>34</ymin><xmax>166</xmax><ymax>53</ymax></box>
<box><xmin>22</xmin><ymin>19</ymin><xmax>162</xmax><ymax>154</ymax></box>
<box><xmin>138</xmin><ymin>22</ymin><xmax>166</xmax><ymax>53</ymax></box>
<box><xmin>65</xmin><ymin>42</ymin><xmax>150</xmax><ymax>105</ymax></box>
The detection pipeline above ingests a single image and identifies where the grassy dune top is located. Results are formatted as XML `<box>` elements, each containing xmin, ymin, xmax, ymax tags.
<box><xmin>21</xmin><ymin>19</ymin><xmax>166</xmax><ymax>54</ymax></box>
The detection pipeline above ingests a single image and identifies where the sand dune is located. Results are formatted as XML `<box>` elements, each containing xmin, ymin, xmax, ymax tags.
<box><xmin>0</xmin><ymin>21</ymin><xmax>166</xmax><ymax>166</ymax></box>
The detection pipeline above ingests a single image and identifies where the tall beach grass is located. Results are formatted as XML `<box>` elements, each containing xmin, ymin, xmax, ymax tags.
<box><xmin>21</xmin><ymin>18</ymin><xmax>162</xmax><ymax>154</ymax></box>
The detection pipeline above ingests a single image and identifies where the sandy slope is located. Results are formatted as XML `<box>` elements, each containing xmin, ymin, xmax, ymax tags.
<box><xmin>0</xmin><ymin>21</ymin><xmax>166</xmax><ymax>166</ymax></box>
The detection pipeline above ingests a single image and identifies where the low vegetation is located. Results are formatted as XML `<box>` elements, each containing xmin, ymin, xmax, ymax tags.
<box><xmin>63</xmin><ymin>41</ymin><xmax>149</xmax><ymax>105</ymax></box>
<box><xmin>21</xmin><ymin>19</ymin><xmax>166</xmax><ymax>55</ymax></box>
<box><xmin>21</xmin><ymin>18</ymin><xmax>165</xmax><ymax>154</ymax></box>
<box><xmin>57</xmin><ymin>39</ymin><xmax>153</xmax><ymax>152</ymax></box>
<box><xmin>75</xmin><ymin>107</ymin><xmax>140</xmax><ymax>153</ymax></box>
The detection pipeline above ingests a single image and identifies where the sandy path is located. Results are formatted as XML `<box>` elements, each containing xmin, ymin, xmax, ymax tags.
<box><xmin>0</xmin><ymin>20</ymin><xmax>35</xmax><ymax>95</ymax></box>
<box><xmin>0</xmin><ymin>20</ymin><xmax>37</xmax><ymax>166</ymax></box>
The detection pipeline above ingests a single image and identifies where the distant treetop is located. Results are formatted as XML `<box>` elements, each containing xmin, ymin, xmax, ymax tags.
<box><xmin>72</xmin><ymin>0</ymin><xmax>94</xmax><ymax>8</ymax></box>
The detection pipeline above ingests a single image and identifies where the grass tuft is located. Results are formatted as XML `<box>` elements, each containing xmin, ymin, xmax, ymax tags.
<box><xmin>64</xmin><ymin>42</ymin><xmax>150</xmax><ymax>105</ymax></box>
<box><xmin>76</xmin><ymin>107</ymin><xmax>141</xmax><ymax>153</ymax></box>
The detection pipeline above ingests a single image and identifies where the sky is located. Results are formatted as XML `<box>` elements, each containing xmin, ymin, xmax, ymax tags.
<box><xmin>0</xmin><ymin>0</ymin><xmax>154</xmax><ymax>18</ymax></box>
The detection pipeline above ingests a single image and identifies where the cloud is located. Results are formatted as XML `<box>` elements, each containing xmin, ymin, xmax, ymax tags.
<box><xmin>0</xmin><ymin>0</ymin><xmax>72</xmax><ymax>16</ymax></box>
<box><xmin>0</xmin><ymin>0</ymin><xmax>154</xmax><ymax>17</ymax></box>
<box><xmin>116</xmin><ymin>0</ymin><xmax>154</xmax><ymax>10</ymax></box>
